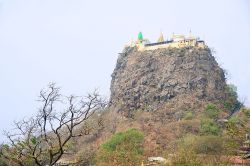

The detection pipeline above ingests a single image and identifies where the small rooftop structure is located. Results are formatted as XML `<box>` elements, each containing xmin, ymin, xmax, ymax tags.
<box><xmin>126</xmin><ymin>31</ymin><xmax>206</xmax><ymax>51</ymax></box>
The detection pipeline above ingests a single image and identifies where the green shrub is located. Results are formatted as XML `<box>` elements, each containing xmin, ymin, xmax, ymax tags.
<box><xmin>225</xmin><ymin>84</ymin><xmax>238</xmax><ymax>100</ymax></box>
<box><xmin>179</xmin><ymin>134</ymin><xmax>223</xmax><ymax>154</ymax></box>
<box><xmin>193</xmin><ymin>135</ymin><xmax>223</xmax><ymax>155</ymax></box>
<box><xmin>183</xmin><ymin>111</ymin><xmax>194</xmax><ymax>120</ymax></box>
<box><xmin>228</xmin><ymin>116</ymin><xmax>240</xmax><ymax>126</ymax></box>
<box><xmin>226</xmin><ymin>116</ymin><xmax>245</xmax><ymax>141</ymax></box>
<box><xmin>224</xmin><ymin>101</ymin><xmax>233</xmax><ymax>110</ymax></box>
<box><xmin>224</xmin><ymin>84</ymin><xmax>240</xmax><ymax>112</ymax></box>
<box><xmin>172</xmin><ymin>147</ymin><xmax>202</xmax><ymax>166</ymax></box>
<box><xmin>172</xmin><ymin>135</ymin><xmax>202</xmax><ymax>166</ymax></box>
<box><xmin>0</xmin><ymin>160</ymin><xmax>7</xmax><ymax>166</ymax></box>
<box><xmin>171</xmin><ymin>134</ymin><xmax>225</xmax><ymax>165</ymax></box>
<box><xmin>223</xmin><ymin>138</ymin><xmax>240</xmax><ymax>155</ymax></box>
<box><xmin>200</xmin><ymin>118</ymin><xmax>220</xmax><ymax>135</ymax></box>
<box><xmin>95</xmin><ymin>128</ymin><xmax>144</xmax><ymax>166</ymax></box>
<box><xmin>242</xmin><ymin>108</ymin><xmax>250</xmax><ymax>117</ymax></box>
<box><xmin>204</xmin><ymin>104</ymin><xmax>220</xmax><ymax>119</ymax></box>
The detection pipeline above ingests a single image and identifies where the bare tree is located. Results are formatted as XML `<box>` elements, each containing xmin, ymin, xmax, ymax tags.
<box><xmin>0</xmin><ymin>83</ymin><xmax>106</xmax><ymax>166</ymax></box>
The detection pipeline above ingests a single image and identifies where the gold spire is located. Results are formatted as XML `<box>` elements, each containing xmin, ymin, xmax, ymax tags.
<box><xmin>188</xmin><ymin>29</ymin><xmax>195</xmax><ymax>39</ymax></box>
<box><xmin>189</xmin><ymin>29</ymin><xmax>192</xmax><ymax>36</ymax></box>
<box><xmin>157</xmin><ymin>32</ymin><xmax>164</xmax><ymax>43</ymax></box>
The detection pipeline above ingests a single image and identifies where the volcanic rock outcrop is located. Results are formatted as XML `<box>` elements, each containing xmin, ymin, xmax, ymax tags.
<box><xmin>110</xmin><ymin>46</ymin><xmax>227</xmax><ymax>112</ymax></box>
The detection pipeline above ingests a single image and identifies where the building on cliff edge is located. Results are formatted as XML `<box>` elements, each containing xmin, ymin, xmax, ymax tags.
<box><xmin>126</xmin><ymin>31</ymin><xmax>206</xmax><ymax>51</ymax></box>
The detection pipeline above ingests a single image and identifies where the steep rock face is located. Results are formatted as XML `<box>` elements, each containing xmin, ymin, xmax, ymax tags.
<box><xmin>110</xmin><ymin>47</ymin><xmax>226</xmax><ymax>112</ymax></box>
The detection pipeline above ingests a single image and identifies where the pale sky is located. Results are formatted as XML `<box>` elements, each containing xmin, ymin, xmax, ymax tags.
<box><xmin>0</xmin><ymin>0</ymin><xmax>249</xmax><ymax>142</ymax></box>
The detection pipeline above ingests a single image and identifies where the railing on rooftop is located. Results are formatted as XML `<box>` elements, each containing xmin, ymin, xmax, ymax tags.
<box><xmin>145</xmin><ymin>40</ymin><xmax>173</xmax><ymax>47</ymax></box>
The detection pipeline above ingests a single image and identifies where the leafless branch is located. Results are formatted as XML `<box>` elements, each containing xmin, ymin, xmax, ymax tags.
<box><xmin>2</xmin><ymin>83</ymin><xmax>106</xmax><ymax>166</ymax></box>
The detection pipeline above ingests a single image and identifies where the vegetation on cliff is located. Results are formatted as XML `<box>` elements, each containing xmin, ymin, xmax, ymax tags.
<box><xmin>95</xmin><ymin>128</ymin><xmax>144</xmax><ymax>166</ymax></box>
<box><xmin>1</xmin><ymin>47</ymin><xmax>250</xmax><ymax>165</ymax></box>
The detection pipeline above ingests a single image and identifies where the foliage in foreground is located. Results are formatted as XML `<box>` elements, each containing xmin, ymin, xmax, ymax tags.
<box><xmin>170</xmin><ymin>105</ymin><xmax>250</xmax><ymax>166</ymax></box>
<box><xmin>0</xmin><ymin>83</ymin><xmax>105</xmax><ymax>166</ymax></box>
<box><xmin>95</xmin><ymin>128</ymin><xmax>144</xmax><ymax>166</ymax></box>
<box><xmin>169</xmin><ymin>134</ymin><xmax>234</xmax><ymax>165</ymax></box>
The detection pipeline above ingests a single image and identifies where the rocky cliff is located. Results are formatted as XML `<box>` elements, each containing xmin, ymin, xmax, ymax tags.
<box><xmin>110</xmin><ymin>46</ymin><xmax>227</xmax><ymax>113</ymax></box>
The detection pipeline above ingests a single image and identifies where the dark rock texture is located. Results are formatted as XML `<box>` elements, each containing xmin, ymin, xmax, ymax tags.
<box><xmin>110</xmin><ymin>47</ymin><xmax>227</xmax><ymax>112</ymax></box>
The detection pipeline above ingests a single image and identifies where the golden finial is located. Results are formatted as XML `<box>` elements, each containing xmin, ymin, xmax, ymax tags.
<box><xmin>157</xmin><ymin>32</ymin><xmax>164</xmax><ymax>42</ymax></box>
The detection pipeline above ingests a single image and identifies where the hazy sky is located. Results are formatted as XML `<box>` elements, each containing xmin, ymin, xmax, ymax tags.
<box><xmin>0</xmin><ymin>0</ymin><xmax>249</xmax><ymax>142</ymax></box>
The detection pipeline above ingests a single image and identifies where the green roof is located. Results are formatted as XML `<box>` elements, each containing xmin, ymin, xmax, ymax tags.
<box><xmin>138</xmin><ymin>32</ymin><xmax>143</xmax><ymax>40</ymax></box>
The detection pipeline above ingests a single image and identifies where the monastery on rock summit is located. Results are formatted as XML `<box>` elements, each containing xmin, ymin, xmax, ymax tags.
<box><xmin>127</xmin><ymin>31</ymin><xmax>206</xmax><ymax>51</ymax></box>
